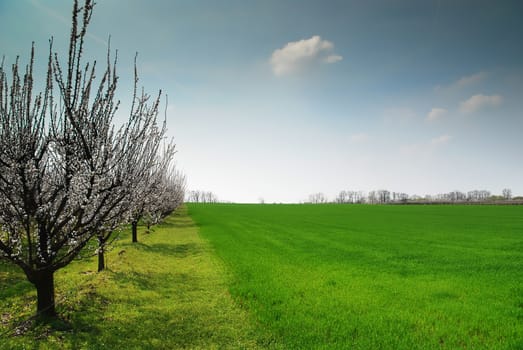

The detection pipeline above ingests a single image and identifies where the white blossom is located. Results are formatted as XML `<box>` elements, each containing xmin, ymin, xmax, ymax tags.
<box><xmin>0</xmin><ymin>0</ymin><xmax>178</xmax><ymax>295</ymax></box>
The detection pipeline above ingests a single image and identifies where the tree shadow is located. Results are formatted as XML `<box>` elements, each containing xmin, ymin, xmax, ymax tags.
<box><xmin>150</xmin><ymin>242</ymin><xmax>202</xmax><ymax>258</ymax></box>
<box><xmin>111</xmin><ymin>270</ymin><xmax>158</xmax><ymax>290</ymax></box>
<box><xmin>0</xmin><ymin>268</ymin><xmax>33</xmax><ymax>299</ymax></box>
<box><xmin>61</xmin><ymin>301</ymin><xmax>250</xmax><ymax>349</ymax></box>
<box><xmin>159</xmin><ymin>217</ymin><xmax>196</xmax><ymax>229</ymax></box>
<box><xmin>56</xmin><ymin>269</ymin><xmax>235</xmax><ymax>348</ymax></box>
<box><xmin>121</xmin><ymin>241</ymin><xmax>203</xmax><ymax>259</ymax></box>
<box><xmin>0</xmin><ymin>276</ymin><xmax>105</xmax><ymax>343</ymax></box>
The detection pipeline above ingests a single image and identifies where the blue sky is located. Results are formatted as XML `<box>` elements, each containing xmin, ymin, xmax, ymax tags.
<box><xmin>1</xmin><ymin>0</ymin><xmax>522</xmax><ymax>202</ymax></box>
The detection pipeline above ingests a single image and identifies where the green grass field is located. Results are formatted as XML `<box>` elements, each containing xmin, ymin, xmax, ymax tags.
<box><xmin>1</xmin><ymin>204</ymin><xmax>522</xmax><ymax>349</ymax></box>
<box><xmin>188</xmin><ymin>204</ymin><xmax>523</xmax><ymax>349</ymax></box>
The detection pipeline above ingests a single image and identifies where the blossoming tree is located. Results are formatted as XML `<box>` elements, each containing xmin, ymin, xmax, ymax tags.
<box><xmin>0</xmin><ymin>0</ymin><xmax>171</xmax><ymax>318</ymax></box>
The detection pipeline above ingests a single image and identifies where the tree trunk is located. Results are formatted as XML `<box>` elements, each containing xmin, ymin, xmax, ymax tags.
<box><xmin>33</xmin><ymin>270</ymin><xmax>57</xmax><ymax>318</ymax></box>
<box><xmin>132</xmin><ymin>220</ymin><xmax>138</xmax><ymax>243</ymax></box>
<box><xmin>97</xmin><ymin>234</ymin><xmax>106</xmax><ymax>272</ymax></box>
<box><xmin>98</xmin><ymin>243</ymin><xmax>105</xmax><ymax>273</ymax></box>
<box><xmin>98</xmin><ymin>249</ymin><xmax>105</xmax><ymax>272</ymax></box>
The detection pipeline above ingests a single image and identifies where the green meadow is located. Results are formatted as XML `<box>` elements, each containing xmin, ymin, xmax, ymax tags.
<box><xmin>188</xmin><ymin>204</ymin><xmax>523</xmax><ymax>349</ymax></box>
<box><xmin>1</xmin><ymin>204</ymin><xmax>522</xmax><ymax>349</ymax></box>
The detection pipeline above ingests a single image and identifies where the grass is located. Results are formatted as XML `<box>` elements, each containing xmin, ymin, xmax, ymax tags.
<box><xmin>0</xmin><ymin>206</ymin><xmax>264</xmax><ymax>349</ymax></box>
<box><xmin>2</xmin><ymin>204</ymin><xmax>522</xmax><ymax>349</ymax></box>
<box><xmin>188</xmin><ymin>203</ymin><xmax>523</xmax><ymax>349</ymax></box>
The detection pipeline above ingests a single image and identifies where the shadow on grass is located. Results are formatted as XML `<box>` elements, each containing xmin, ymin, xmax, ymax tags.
<box><xmin>111</xmin><ymin>270</ymin><xmax>158</xmax><ymax>290</ymax></box>
<box><xmin>158</xmin><ymin>215</ymin><xmax>197</xmax><ymax>229</ymax></box>
<box><xmin>61</xmin><ymin>304</ymin><xmax>243</xmax><ymax>349</ymax></box>
<box><xmin>161</xmin><ymin>219</ymin><xmax>196</xmax><ymax>229</ymax></box>
<box><xmin>0</xmin><ymin>268</ymin><xmax>35</xmax><ymax>340</ymax></box>
<box><xmin>0</xmin><ymin>274</ymin><xmax>106</xmax><ymax>345</ymax></box>
<box><xmin>1</xmin><ymin>269</ymin><xmax>215</xmax><ymax>349</ymax></box>
<box><xmin>48</xmin><ymin>272</ymin><xmax>228</xmax><ymax>348</ymax></box>
<box><xmin>0</xmin><ymin>268</ymin><xmax>33</xmax><ymax>300</ymax></box>
<box><xmin>121</xmin><ymin>241</ymin><xmax>203</xmax><ymax>259</ymax></box>
<box><xmin>150</xmin><ymin>242</ymin><xmax>202</xmax><ymax>257</ymax></box>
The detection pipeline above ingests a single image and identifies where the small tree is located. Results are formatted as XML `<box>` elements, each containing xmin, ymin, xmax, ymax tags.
<box><xmin>367</xmin><ymin>191</ymin><xmax>377</xmax><ymax>204</ymax></box>
<box><xmin>308</xmin><ymin>192</ymin><xmax>327</xmax><ymax>204</ymax></box>
<box><xmin>186</xmin><ymin>190</ymin><xmax>218</xmax><ymax>203</ymax></box>
<box><xmin>95</xmin><ymin>72</ymin><xmax>171</xmax><ymax>271</ymax></box>
<box><xmin>0</xmin><ymin>0</ymin><xmax>169</xmax><ymax>317</ymax></box>
<box><xmin>502</xmin><ymin>188</ymin><xmax>512</xmax><ymax>200</ymax></box>
<box><xmin>335</xmin><ymin>190</ymin><xmax>347</xmax><ymax>204</ymax></box>
<box><xmin>144</xmin><ymin>168</ymin><xmax>186</xmax><ymax>229</ymax></box>
<box><xmin>128</xmin><ymin>145</ymin><xmax>179</xmax><ymax>243</ymax></box>
<box><xmin>376</xmin><ymin>190</ymin><xmax>390</xmax><ymax>204</ymax></box>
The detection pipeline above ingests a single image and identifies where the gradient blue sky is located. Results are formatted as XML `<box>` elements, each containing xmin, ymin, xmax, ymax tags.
<box><xmin>1</xmin><ymin>0</ymin><xmax>522</xmax><ymax>202</ymax></box>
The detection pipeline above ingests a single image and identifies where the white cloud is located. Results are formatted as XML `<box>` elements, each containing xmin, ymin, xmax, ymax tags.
<box><xmin>434</xmin><ymin>71</ymin><xmax>487</xmax><ymax>92</ymax></box>
<box><xmin>324</xmin><ymin>55</ymin><xmax>343</xmax><ymax>63</ymax></box>
<box><xmin>455</xmin><ymin>72</ymin><xmax>487</xmax><ymax>87</ymax></box>
<box><xmin>459</xmin><ymin>94</ymin><xmax>503</xmax><ymax>114</ymax></box>
<box><xmin>431</xmin><ymin>134</ymin><xmax>451</xmax><ymax>145</ymax></box>
<box><xmin>426</xmin><ymin>108</ymin><xmax>447</xmax><ymax>122</ymax></box>
<box><xmin>270</xmin><ymin>35</ymin><xmax>342</xmax><ymax>76</ymax></box>
<box><xmin>399</xmin><ymin>134</ymin><xmax>452</xmax><ymax>158</ymax></box>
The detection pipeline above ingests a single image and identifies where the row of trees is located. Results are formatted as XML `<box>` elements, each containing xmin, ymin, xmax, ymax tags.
<box><xmin>307</xmin><ymin>188</ymin><xmax>517</xmax><ymax>204</ymax></box>
<box><xmin>0</xmin><ymin>0</ymin><xmax>185</xmax><ymax>318</ymax></box>
<box><xmin>186</xmin><ymin>190</ymin><xmax>219</xmax><ymax>203</ymax></box>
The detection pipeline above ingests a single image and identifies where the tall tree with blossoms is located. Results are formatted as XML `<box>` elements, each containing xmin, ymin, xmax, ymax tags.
<box><xmin>0</xmin><ymin>0</ymin><xmax>170</xmax><ymax>318</ymax></box>
<box><xmin>94</xmin><ymin>59</ymin><xmax>171</xmax><ymax>271</ymax></box>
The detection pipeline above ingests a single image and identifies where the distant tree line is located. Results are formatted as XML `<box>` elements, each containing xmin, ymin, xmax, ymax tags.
<box><xmin>186</xmin><ymin>190</ymin><xmax>219</xmax><ymax>203</ymax></box>
<box><xmin>306</xmin><ymin>188</ymin><xmax>520</xmax><ymax>204</ymax></box>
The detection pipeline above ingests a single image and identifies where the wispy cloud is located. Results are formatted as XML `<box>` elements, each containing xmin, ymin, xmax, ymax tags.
<box><xmin>435</xmin><ymin>71</ymin><xmax>487</xmax><ymax>91</ymax></box>
<box><xmin>270</xmin><ymin>35</ymin><xmax>342</xmax><ymax>76</ymax></box>
<box><xmin>400</xmin><ymin>134</ymin><xmax>452</xmax><ymax>158</ymax></box>
<box><xmin>454</xmin><ymin>72</ymin><xmax>487</xmax><ymax>87</ymax></box>
<box><xmin>324</xmin><ymin>55</ymin><xmax>343</xmax><ymax>64</ymax></box>
<box><xmin>426</xmin><ymin>107</ymin><xmax>447</xmax><ymax>122</ymax></box>
<box><xmin>459</xmin><ymin>94</ymin><xmax>502</xmax><ymax>114</ymax></box>
<box><xmin>431</xmin><ymin>134</ymin><xmax>451</xmax><ymax>145</ymax></box>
